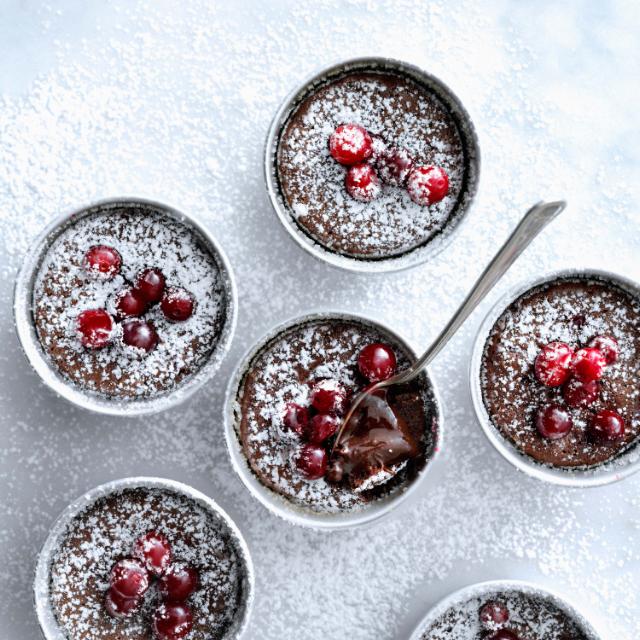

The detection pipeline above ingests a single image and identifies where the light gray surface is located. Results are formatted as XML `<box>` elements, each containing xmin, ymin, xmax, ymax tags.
<box><xmin>0</xmin><ymin>1</ymin><xmax>638</xmax><ymax>639</ymax></box>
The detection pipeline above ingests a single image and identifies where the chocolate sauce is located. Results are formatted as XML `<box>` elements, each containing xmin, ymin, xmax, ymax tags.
<box><xmin>329</xmin><ymin>389</ymin><xmax>418</xmax><ymax>488</ymax></box>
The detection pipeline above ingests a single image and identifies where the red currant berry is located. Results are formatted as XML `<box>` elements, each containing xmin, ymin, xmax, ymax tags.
<box><xmin>136</xmin><ymin>268</ymin><xmax>165</xmax><ymax>304</ymax></box>
<box><xmin>296</xmin><ymin>444</ymin><xmax>328</xmax><ymax>480</ymax></box>
<box><xmin>377</xmin><ymin>147</ymin><xmax>414</xmax><ymax>186</ymax></box>
<box><xmin>132</xmin><ymin>531</ymin><xmax>172</xmax><ymax>577</ymax></box>
<box><xmin>83</xmin><ymin>245</ymin><xmax>121</xmax><ymax>279</ymax></box>
<box><xmin>479</xmin><ymin>600</ymin><xmax>509</xmax><ymax>629</ymax></box>
<box><xmin>158</xmin><ymin>563</ymin><xmax>199</xmax><ymax>602</ymax></box>
<box><xmin>345</xmin><ymin>163</ymin><xmax>381</xmax><ymax>202</ymax></box>
<box><xmin>104</xmin><ymin>589</ymin><xmax>140</xmax><ymax>619</ymax></box>
<box><xmin>329</xmin><ymin>123</ymin><xmax>373</xmax><ymax>165</ymax></box>
<box><xmin>369</xmin><ymin>134</ymin><xmax>388</xmax><ymax>161</ymax></box>
<box><xmin>588</xmin><ymin>335</ymin><xmax>619</xmax><ymax>365</ymax></box>
<box><xmin>161</xmin><ymin>287</ymin><xmax>195</xmax><ymax>322</ymax></box>
<box><xmin>282</xmin><ymin>403</ymin><xmax>309</xmax><ymax>437</ymax></box>
<box><xmin>589</xmin><ymin>409</ymin><xmax>625</xmax><ymax>443</ymax></box>
<box><xmin>152</xmin><ymin>603</ymin><xmax>193</xmax><ymax>640</ymax></box>
<box><xmin>489</xmin><ymin>631</ymin><xmax>520</xmax><ymax>640</ymax></box>
<box><xmin>406</xmin><ymin>165</ymin><xmax>449</xmax><ymax>205</ymax></box>
<box><xmin>307</xmin><ymin>413</ymin><xmax>340</xmax><ymax>444</ymax></box>
<box><xmin>357</xmin><ymin>343</ymin><xmax>397</xmax><ymax>382</ymax></box>
<box><xmin>76</xmin><ymin>309</ymin><xmax>114</xmax><ymax>349</ymax></box>
<box><xmin>109</xmin><ymin>558</ymin><xmax>149</xmax><ymax>600</ymax></box>
<box><xmin>310</xmin><ymin>379</ymin><xmax>347</xmax><ymax>415</ymax></box>
<box><xmin>562</xmin><ymin>377</ymin><xmax>599</xmax><ymax>408</ymax></box>
<box><xmin>535</xmin><ymin>404</ymin><xmax>573</xmax><ymax>440</ymax></box>
<box><xmin>534</xmin><ymin>342</ymin><xmax>573</xmax><ymax>387</ymax></box>
<box><xmin>115</xmin><ymin>288</ymin><xmax>147</xmax><ymax>318</ymax></box>
<box><xmin>572</xmin><ymin>347</ymin><xmax>606</xmax><ymax>382</ymax></box>
<box><xmin>122</xmin><ymin>319</ymin><xmax>159</xmax><ymax>353</ymax></box>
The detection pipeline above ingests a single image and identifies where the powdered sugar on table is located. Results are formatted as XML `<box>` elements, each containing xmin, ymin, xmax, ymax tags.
<box><xmin>0</xmin><ymin>2</ymin><xmax>639</xmax><ymax>640</ymax></box>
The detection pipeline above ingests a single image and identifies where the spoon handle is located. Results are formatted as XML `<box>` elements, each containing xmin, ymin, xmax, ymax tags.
<box><xmin>331</xmin><ymin>200</ymin><xmax>566</xmax><ymax>454</ymax></box>
<box><xmin>392</xmin><ymin>200</ymin><xmax>566</xmax><ymax>386</ymax></box>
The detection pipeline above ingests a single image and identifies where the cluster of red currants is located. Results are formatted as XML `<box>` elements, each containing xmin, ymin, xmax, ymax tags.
<box><xmin>533</xmin><ymin>334</ymin><xmax>625</xmax><ymax>442</ymax></box>
<box><xmin>76</xmin><ymin>245</ymin><xmax>195</xmax><ymax>354</ymax></box>
<box><xmin>479</xmin><ymin>600</ymin><xmax>522</xmax><ymax>640</ymax></box>
<box><xmin>105</xmin><ymin>530</ymin><xmax>199</xmax><ymax>640</ymax></box>
<box><xmin>328</xmin><ymin>123</ymin><xmax>450</xmax><ymax>205</ymax></box>
<box><xmin>282</xmin><ymin>342</ymin><xmax>397</xmax><ymax>481</ymax></box>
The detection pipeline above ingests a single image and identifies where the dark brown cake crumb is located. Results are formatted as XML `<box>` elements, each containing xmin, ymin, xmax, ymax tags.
<box><xmin>234</xmin><ymin>317</ymin><xmax>439</xmax><ymax>513</ymax></box>
<box><xmin>34</xmin><ymin>207</ymin><xmax>226</xmax><ymax>399</ymax></box>
<box><xmin>421</xmin><ymin>589</ymin><xmax>588</xmax><ymax>639</ymax></box>
<box><xmin>277</xmin><ymin>70</ymin><xmax>467</xmax><ymax>259</ymax></box>
<box><xmin>481</xmin><ymin>277</ymin><xmax>640</xmax><ymax>468</ymax></box>
<box><xmin>49</xmin><ymin>487</ymin><xmax>243</xmax><ymax>640</ymax></box>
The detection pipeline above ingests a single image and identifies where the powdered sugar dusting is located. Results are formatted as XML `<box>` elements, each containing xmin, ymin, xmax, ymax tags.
<box><xmin>0</xmin><ymin>2</ymin><xmax>639</xmax><ymax>639</ymax></box>
<box><xmin>34</xmin><ymin>206</ymin><xmax>225</xmax><ymax>399</ymax></box>
<box><xmin>481</xmin><ymin>276</ymin><xmax>640</xmax><ymax>469</ymax></box>
<box><xmin>49</xmin><ymin>486</ymin><xmax>242</xmax><ymax>640</ymax></box>
<box><xmin>420</xmin><ymin>587</ymin><xmax>589</xmax><ymax>639</ymax></box>
<box><xmin>277</xmin><ymin>71</ymin><xmax>467</xmax><ymax>258</ymax></box>
<box><xmin>234</xmin><ymin>317</ymin><xmax>436</xmax><ymax>513</ymax></box>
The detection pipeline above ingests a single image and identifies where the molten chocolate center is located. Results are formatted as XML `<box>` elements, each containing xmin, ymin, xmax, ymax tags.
<box><xmin>329</xmin><ymin>389</ymin><xmax>418</xmax><ymax>487</ymax></box>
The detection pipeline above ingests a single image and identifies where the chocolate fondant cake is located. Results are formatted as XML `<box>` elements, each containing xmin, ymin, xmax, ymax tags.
<box><xmin>481</xmin><ymin>276</ymin><xmax>640</xmax><ymax>468</ymax></box>
<box><xmin>48</xmin><ymin>486</ymin><xmax>243</xmax><ymax>639</ymax></box>
<box><xmin>421</xmin><ymin>589</ymin><xmax>588</xmax><ymax>640</ymax></box>
<box><xmin>234</xmin><ymin>317</ymin><xmax>439</xmax><ymax>513</ymax></box>
<box><xmin>34</xmin><ymin>207</ymin><xmax>227</xmax><ymax>400</ymax></box>
<box><xmin>276</xmin><ymin>69</ymin><xmax>468</xmax><ymax>259</ymax></box>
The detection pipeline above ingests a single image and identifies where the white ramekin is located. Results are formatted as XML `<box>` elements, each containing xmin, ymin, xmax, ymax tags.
<box><xmin>34</xmin><ymin>477</ymin><xmax>254</xmax><ymax>640</ymax></box>
<box><xmin>264</xmin><ymin>56</ymin><xmax>480</xmax><ymax>273</ymax></box>
<box><xmin>410</xmin><ymin>579</ymin><xmax>601</xmax><ymax>639</ymax></box>
<box><xmin>14</xmin><ymin>197</ymin><xmax>237</xmax><ymax>416</ymax></box>
<box><xmin>223</xmin><ymin>311</ymin><xmax>443</xmax><ymax>530</ymax></box>
<box><xmin>470</xmin><ymin>268</ymin><xmax>640</xmax><ymax>487</ymax></box>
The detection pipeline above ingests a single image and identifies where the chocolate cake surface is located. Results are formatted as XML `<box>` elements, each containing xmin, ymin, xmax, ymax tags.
<box><xmin>34</xmin><ymin>207</ymin><xmax>226</xmax><ymax>399</ymax></box>
<box><xmin>481</xmin><ymin>277</ymin><xmax>640</xmax><ymax>468</ymax></box>
<box><xmin>276</xmin><ymin>69</ymin><xmax>467</xmax><ymax>259</ymax></box>
<box><xmin>235</xmin><ymin>317</ymin><xmax>438</xmax><ymax>513</ymax></box>
<box><xmin>48</xmin><ymin>486</ymin><xmax>243</xmax><ymax>640</ymax></box>
<box><xmin>420</xmin><ymin>589</ymin><xmax>588</xmax><ymax>639</ymax></box>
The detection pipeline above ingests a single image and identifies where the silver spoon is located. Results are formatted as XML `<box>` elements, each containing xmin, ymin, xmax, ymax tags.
<box><xmin>333</xmin><ymin>200</ymin><xmax>567</xmax><ymax>450</ymax></box>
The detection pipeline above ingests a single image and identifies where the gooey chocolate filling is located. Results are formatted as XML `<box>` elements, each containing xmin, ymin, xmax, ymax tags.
<box><xmin>328</xmin><ymin>389</ymin><xmax>419</xmax><ymax>488</ymax></box>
